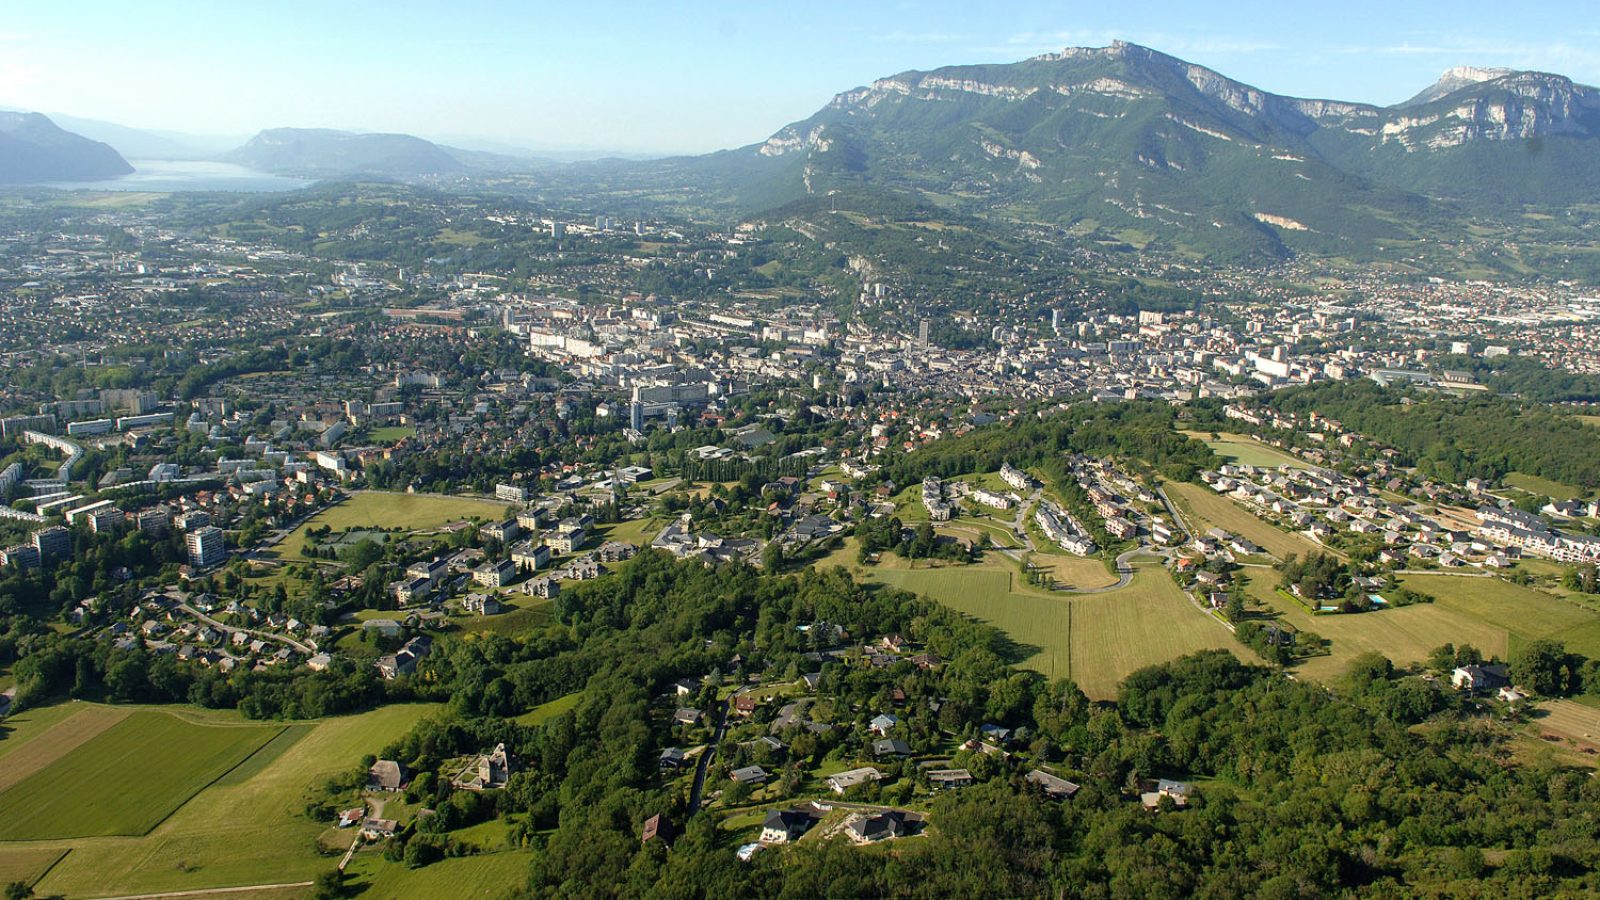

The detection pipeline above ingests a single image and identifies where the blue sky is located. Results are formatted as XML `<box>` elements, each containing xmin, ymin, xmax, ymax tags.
<box><xmin>5</xmin><ymin>1</ymin><xmax>1600</xmax><ymax>154</ymax></box>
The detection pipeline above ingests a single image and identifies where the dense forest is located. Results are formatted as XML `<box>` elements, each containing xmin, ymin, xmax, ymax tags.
<box><xmin>875</xmin><ymin>401</ymin><xmax>1220</xmax><ymax>489</ymax></box>
<box><xmin>1437</xmin><ymin>354</ymin><xmax>1600</xmax><ymax>404</ymax></box>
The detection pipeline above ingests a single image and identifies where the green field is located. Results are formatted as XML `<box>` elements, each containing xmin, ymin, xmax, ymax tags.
<box><xmin>343</xmin><ymin>848</ymin><xmax>533</xmax><ymax>899</ymax></box>
<box><xmin>1183</xmin><ymin>432</ymin><xmax>1311</xmax><ymax>470</ymax></box>
<box><xmin>596</xmin><ymin>517</ymin><xmax>664</xmax><ymax>547</ymax></box>
<box><xmin>513</xmin><ymin>692</ymin><xmax>581</xmax><ymax>726</ymax></box>
<box><xmin>940</xmin><ymin>518</ymin><xmax>1023</xmax><ymax>550</ymax></box>
<box><xmin>276</xmin><ymin>492</ymin><xmax>510</xmax><ymax>563</ymax></box>
<box><xmin>367</xmin><ymin>426</ymin><xmax>417</xmax><ymax>443</ymax></box>
<box><xmin>1504</xmin><ymin>472</ymin><xmax>1586</xmax><ymax>502</ymax></box>
<box><xmin>458</xmin><ymin>596</ymin><xmax>555</xmax><ymax>636</ymax></box>
<box><xmin>1245</xmin><ymin>572</ymin><xmax>1600</xmax><ymax>683</ymax></box>
<box><xmin>0</xmin><ymin>847</ymin><xmax>65</xmax><ymax>889</ymax></box>
<box><xmin>0</xmin><ymin>710</ymin><xmax>283</xmax><ymax>840</ymax></box>
<box><xmin>1400</xmin><ymin>574</ymin><xmax>1600</xmax><ymax>658</ymax></box>
<box><xmin>0</xmin><ymin>702</ymin><xmax>92</xmax><ymax>764</ymax></box>
<box><xmin>9</xmin><ymin>703</ymin><xmax>438</xmax><ymax>899</ymax></box>
<box><xmin>1167</xmin><ymin>481</ymin><xmax>1334</xmax><ymax>561</ymax></box>
<box><xmin>1244</xmin><ymin>576</ymin><xmax>1510</xmax><ymax>682</ymax></box>
<box><xmin>865</xmin><ymin>560</ymin><xmax>1241</xmax><ymax>698</ymax></box>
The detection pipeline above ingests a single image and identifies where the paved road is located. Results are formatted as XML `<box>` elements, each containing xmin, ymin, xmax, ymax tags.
<box><xmin>1156</xmin><ymin>485</ymin><xmax>1197</xmax><ymax>544</ymax></box>
<box><xmin>180</xmin><ymin>603</ymin><xmax>314</xmax><ymax>655</ymax></box>
<box><xmin>0</xmin><ymin>685</ymin><xmax>15</xmax><ymax>719</ymax></box>
<box><xmin>1057</xmin><ymin>547</ymin><xmax>1174</xmax><ymax>594</ymax></box>
<box><xmin>686</xmin><ymin>699</ymin><xmax>730</xmax><ymax>814</ymax></box>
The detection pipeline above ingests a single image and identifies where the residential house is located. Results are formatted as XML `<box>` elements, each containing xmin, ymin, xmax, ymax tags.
<box><xmin>827</xmin><ymin>767</ymin><xmax>883</xmax><ymax>794</ymax></box>
<box><xmin>926</xmin><ymin>768</ymin><xmax>973</xmax><ymax>790</ymax></box>
<box><xmin>760</xmin><ymin>808</ymin><xmax>816</xmax><ymax>844</ymax></box>
<box><xmin>1025</xmin><ymin>769</ymin><xmax>1081</xmax><ymax>799</ymax></box>
<box><xmin>847</xmin><ymin>810</ymin><xmax>910</xmax><ymax>845</ymax></box>
<box><xmin>368</xmin><ymin>759</ymin><xmax>409</xmax><ymax>791</ymax></box>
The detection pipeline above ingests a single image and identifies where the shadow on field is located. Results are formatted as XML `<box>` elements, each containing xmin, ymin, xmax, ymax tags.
<box><xmin>860</xmin><ymin>580</ymin><xmax>1041</xmax><ymax>665</ymax></box>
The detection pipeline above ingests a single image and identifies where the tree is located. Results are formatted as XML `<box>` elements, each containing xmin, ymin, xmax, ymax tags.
<box><xmin>1224</xmin><ymin>593</ymin><xmax>1246</xmax><ymax>623</ymax></box>
<box><xmin>310</xmin><ymin>870</ymin><xmax>345</xmax><ymax>900</ymax></box>
<box><xmin>1428</xmin><ymin>643</ymin><xmax>1457</xmax><ymax>672</ymax></box>
<box><xmin>1512</xmin><ymin>639</ymin><xmax>1575</xmax><ymax>696</ymax></box>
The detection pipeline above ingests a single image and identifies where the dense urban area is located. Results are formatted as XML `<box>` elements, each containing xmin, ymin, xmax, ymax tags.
<box><xmin>4</xmin><ymin>179</ymin><xmax>1600</xmax><ymax>900</ymax></box>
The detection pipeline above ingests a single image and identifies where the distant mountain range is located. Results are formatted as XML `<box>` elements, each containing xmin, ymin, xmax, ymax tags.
<box><xmin>0</xmin><ymin>112</ymin><xmax>133</xmax><ymax>183</ymax></box>
<box><xmin>544</xmin><ymin>42</ymin><xmax>1600</xmax><ymax>261</ymax></box>
<box><xmin>10</xmin><ymin>43</ymin><xmax>1600</xmax><ymax>264</ymax></box>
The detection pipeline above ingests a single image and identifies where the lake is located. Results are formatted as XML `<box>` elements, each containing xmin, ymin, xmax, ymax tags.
<box><xmin>45</xmin><ymin>159</ymin><xmax>314</xmax><ymax>193</ymax></box>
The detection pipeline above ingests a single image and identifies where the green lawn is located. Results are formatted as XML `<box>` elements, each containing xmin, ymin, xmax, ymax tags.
<box><xmin>1244</xmin><ymin>572</ymin><xmax>1600</xmax><ymax>684</ymax></box>
<box><xmin>275</xmin><ymin>492</ymin><xmax>510</xmax><ymax>563</ymax></box>
<box><xmin>0</xmin><ymin>710</ymin><xmax>283</xmax><ymax>840</ymax></box>
<box><xmin>367</xmin><ymin>426</ymin><xmax>416</xmax><ymax>443</ymax></box>
<box><xmin>1183</xmin><ymin>432</ymin><xmax>1311</xmax><ymax>470</ymax></box>
<box><xmin>513</xmin><ymin>692</ymin><xmax>581</xmax><ymax>726</ymax></box>
<box><xmin>23</xmin><ymin>704</ymin><xmax>438</xmax><ymax>899</ymax></box>
<box><xmin>596</xmin><ymin>517</ymin><xmax>663</xmax><ymax>547</ymax></box>
<box><xmin>865</xmin><ymin>560</ymin><xmax>1241</xmax><ymax>698</ymax></box>
<box><xmin>457</xmin><ymin>597</ymin><xmax>554</xmax><ymax>636</ymax></box>
<box><xmin>1504</xmin><ymin>472</ymin><xmax>1586</xmax><ymax>502</ymax></box>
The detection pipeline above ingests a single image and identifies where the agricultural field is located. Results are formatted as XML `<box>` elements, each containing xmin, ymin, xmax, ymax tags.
<box><xmin>1182</xmin><ymin>431</ymin><xmax>1312</xmax><ymax>470</ymax></box>
<box><xmin>0</xmin><ymin>702</ymin><xmax>91</xmax><ymax>764</ymax></box>
<box><xmin>0</xmin><ymin>709</ymin><xmax>284</xmax><ymax>840</ymax></box>
<box><xmin>1242</xmin><ymin>575</ymin><xmax>1509</xmax><ymax>683</ymax></box>
<box><xmin>0</xmin><ymin>705</ymin><xmax>132</xmax><ymax>794</ymax></box>
<box><xmin>0</xmin><ymin>847</ymin><xmax>65</xmax><ymax>890</ymax></box>
<box><xmin>274</xmin><ymin>491</ymin><xmax>511</xmax><ymax>563</ymax></box>
<box><xmin>866</xmin><ymin>559</ymin><xmax>1240</xmax><ymax>698</ymax></box>
<box><xmin>342</xmin><ymin>847</ymin><xmax>534</xmax><ymax>899</ymax></box>
<box><xmin>938</xmin><ymin>518</ymin><xmax>1022</xmax><ymax>550</ymax></box>
<box><xmin>1531</xmin><ymin>699</ymin><xmax>1600</xmax><ymax>755</ymax></box>
<box><xmin>1399</xmin><ymin>574</ymin><xmax>1600</xmax><ymax>658</ymax></box>
<box><xmin>1026</xmin><ymin>553</ymin><xmax>1118</xmax><ymax>590</ymax></box>
<box><xmin>10</xmin><ymin>703</ymin><xmax>437</xmax><ymax>899</ymax></box>
<box><xmin>1167</xmin><ymin>481</ymin><xmax>1334</xmax><ymax>561</ymax></box>
<box><xmin>1245</xmin><ymin>571</ymin><xmax>1600</xmax><ymax>683</ymax></box>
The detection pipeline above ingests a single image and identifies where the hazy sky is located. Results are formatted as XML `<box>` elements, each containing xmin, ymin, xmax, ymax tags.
<box><xmin>6</xmin><ymin>0</ymin><xmax>1600</xmax><ymax>155</ymax></box>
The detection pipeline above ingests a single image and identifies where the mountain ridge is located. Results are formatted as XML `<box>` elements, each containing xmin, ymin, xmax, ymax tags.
<box><xmin>227</xmin><ymin>127</ymin><xmax>467</xmax><ymax>178</ymax></box>
<box><xmin>0</xmin><ymin>112</ymin><xmax>134</xmax><ymax>183</ymax></box>
<box><xmin>549</xmin><ymin>42</ymin><xmax>1600</xmax><ymax>262</ymax></box>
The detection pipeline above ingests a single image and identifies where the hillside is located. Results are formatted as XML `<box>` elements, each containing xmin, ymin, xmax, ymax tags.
<box><xmin>0</xmin><ymin>112</ymin><xmax>134</xmax><ymax>183</ymax></box>
<box><xmin>543</xmin><ymin>42</ymin><xmax>1600</xmax><ymax>264</ymax></box>
<box><xmin>228</xmin><ymin>127</ymin><xmax>466</xmax><ymax>178</ymax></box>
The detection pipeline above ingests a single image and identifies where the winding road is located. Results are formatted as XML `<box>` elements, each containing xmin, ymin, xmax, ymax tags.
<box><xmin>1057</xmin><ymin>547</ymin><xmax>1174</xmax><ymax>594</ymax></box>
<box><xmin>179</xmin><ymin>603</ymin><xmax>314</xmax><ymax>655</ymax></box>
